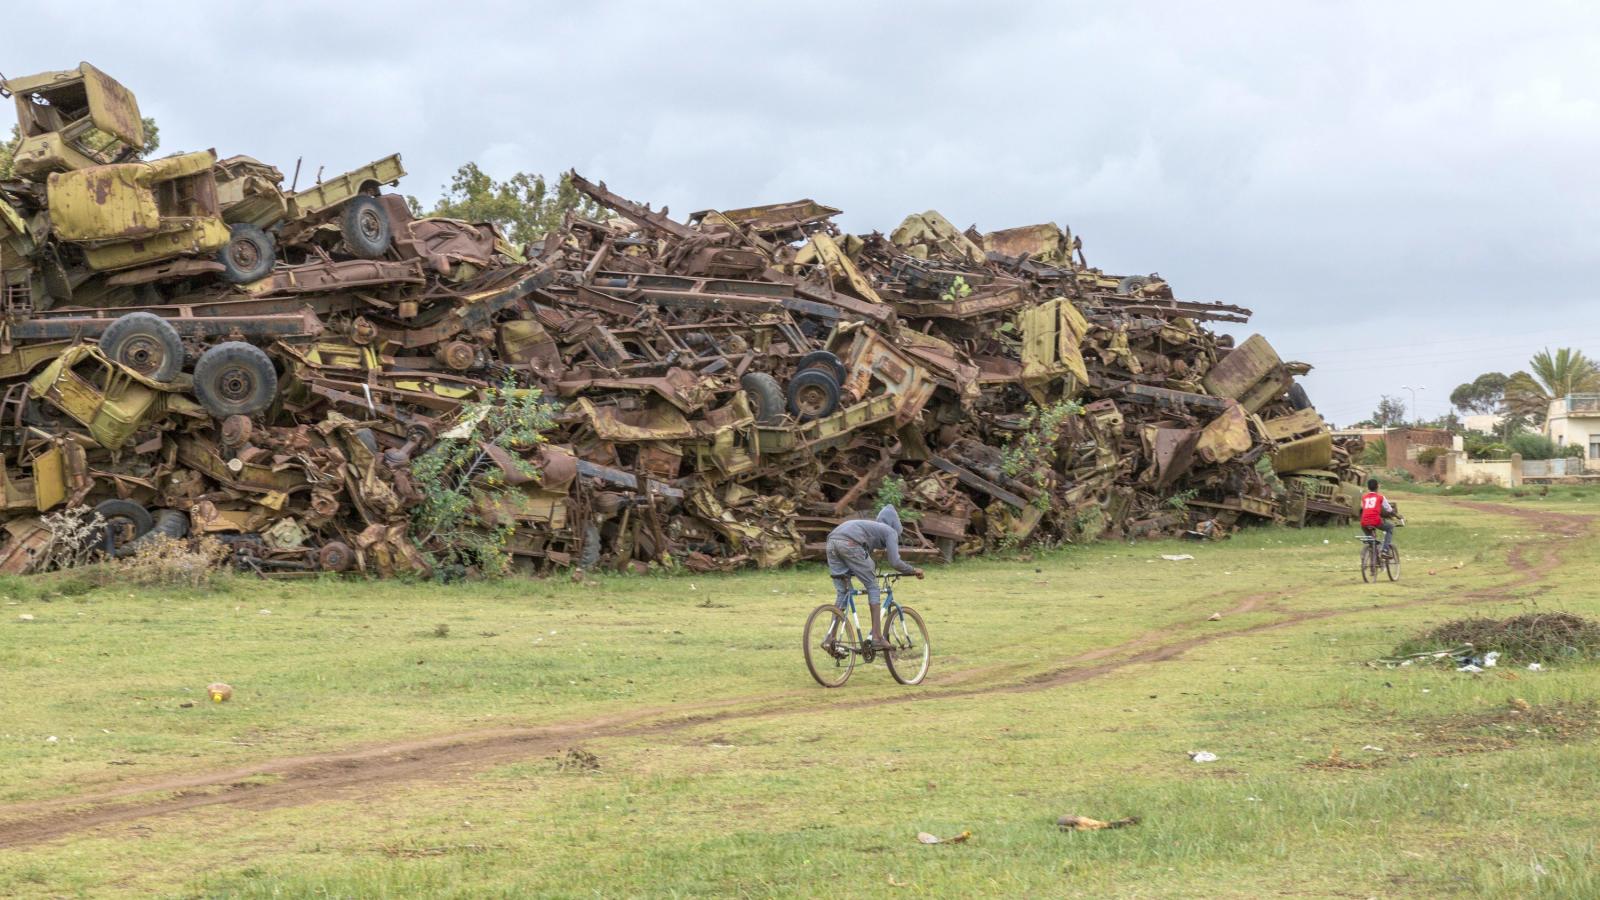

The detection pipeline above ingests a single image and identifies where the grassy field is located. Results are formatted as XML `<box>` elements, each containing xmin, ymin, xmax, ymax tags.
<box><xmin>1</xmin><ymin>489</ymin><xmax>1597</xmax><ymax>898</ymax></box>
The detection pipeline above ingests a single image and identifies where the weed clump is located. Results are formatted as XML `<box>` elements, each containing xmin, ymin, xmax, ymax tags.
<box><xmin>115</xmin><ymin>534</ymin><xmax>229</xmax><ymax>589</ymax></box>
<box><xmin>1392</xmin><ymin>612</ymin><xmax>1600</xmax><ymax>666</ymax></box>
<box><xmin>556</xmin><ymin>747</ymin><xmax>600</xmax><ymax>772</ymax></box>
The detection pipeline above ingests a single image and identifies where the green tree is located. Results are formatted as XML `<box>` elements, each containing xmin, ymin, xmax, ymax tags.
<box><xmin>414</xmin><ymin>164</ymin><xmax>601</xmax><ymax>248</ymax></box>
<box><xmin>1420</xmin><ymin>411</ymin><xmax>1462</xmax><ymax>432</ymax></box>
<box><xmin>1369</xmin><ymin>395</ymin><xmax>1407</xmax><ymax>428</ymax></box>
<box><xmin>0</xmin><ymin>125</ymin><xmax>19</xmax><ymax>179</ymax></box>
<box><xmin>1449</xmin><ymin>372</ymin><xmax>1508</xmax><ymax>415</ymax></box>
<box><xmin>1503</xmin><ymin>348</ymin><xmax>1600</xmax><ymax>427</ymax></box>
<box><xmin>1508</xmin><ymin>431</ymin><xmax>1560</xmax><ymax>461</ymax></box>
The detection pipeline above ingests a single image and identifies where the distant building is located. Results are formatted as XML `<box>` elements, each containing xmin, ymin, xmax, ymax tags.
<box><xmin>1385</xmin><ymin>427</ymin><xmax>1460</xmax><ymax>480</ymax></box>
<box><xmin>1329</xmin><ymin>427</ymin><xmax>1388</xmax><ymax>440</ymax></box>
<box><xmin>1461</xmin><ymin>413</ymin><xmax>1503</xmax><ymax>434</ymax></box>
<box><xmin>1545</xmin><ymin>394</ymin><xmax>1600</xmax><ymax>466</ymax></box>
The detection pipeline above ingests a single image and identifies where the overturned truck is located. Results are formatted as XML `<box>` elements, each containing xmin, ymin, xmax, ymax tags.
<box><xmin>0</xmin><ymin>63</ymin><xmax>1362</xmax><ymax>577</ymax></box>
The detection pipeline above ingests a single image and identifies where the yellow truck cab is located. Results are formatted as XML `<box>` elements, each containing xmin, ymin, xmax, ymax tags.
<box><xmin>2</xmin><ymin>62</ymin><xmax>144</xmax><ymax>179</ymax></box>
<box><xmin>46</xmin><ymin>150</ymin><xmax>230</xmax><ymax>272</ymax></box>
<box><xmin>27</xmin><ymin>344</ymin><xmax>200</xmax><ymax>449</ymax></box>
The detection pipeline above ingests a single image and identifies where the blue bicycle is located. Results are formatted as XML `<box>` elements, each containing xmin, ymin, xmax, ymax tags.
<box><xmin>803</xmin><ymin>572</ymin><xmax>931</xmax><ymax>687</ymax></box>
<box><xmin>1359</xmin><ymin>517</ymin><xmax>1404</xmax><ymax>583</ymax></box>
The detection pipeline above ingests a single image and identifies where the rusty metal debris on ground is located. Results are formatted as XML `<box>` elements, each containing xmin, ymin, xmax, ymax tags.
<box><xmin>0</xmin><ymin>63</ymin><xmax>1366</xmax><ymax>578</ymax></box>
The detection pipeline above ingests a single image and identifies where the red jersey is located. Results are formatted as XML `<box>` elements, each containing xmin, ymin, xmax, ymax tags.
<box><xmin>1360</xmin><ymin>491</ymin><xmax>1387</xmax><ymax>527</ymax></box>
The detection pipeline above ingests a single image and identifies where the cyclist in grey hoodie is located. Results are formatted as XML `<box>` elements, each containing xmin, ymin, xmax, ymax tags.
<box><xmin>826</xmin><ymin>505</ymin><xmax>924</xmax><ymax>649</ymax></box>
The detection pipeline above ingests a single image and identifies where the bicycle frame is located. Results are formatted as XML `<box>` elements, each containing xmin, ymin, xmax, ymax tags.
<box><xmin>831</xmin><ymin>572</ymin><xmax>905</xmax><ymax>647</ymax></box>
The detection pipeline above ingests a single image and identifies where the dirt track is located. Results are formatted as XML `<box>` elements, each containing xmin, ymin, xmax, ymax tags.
<box><xmin>0</xmin><ymin>499</ymin><xmax>1587</xmax><ymax>849</ymax></box>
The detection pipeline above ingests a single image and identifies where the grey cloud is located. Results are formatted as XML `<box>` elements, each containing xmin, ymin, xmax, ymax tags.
<box><xmin>10</xmin><ymin>0</ymin><xmax>1600</xmax><ymax>423</ymax></box>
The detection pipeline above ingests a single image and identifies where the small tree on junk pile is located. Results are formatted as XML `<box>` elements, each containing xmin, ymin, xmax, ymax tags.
<box><xmin>408</xmin><ymin>381</ymin><xmax>556</xmax><ymax>578</ymax></box>
<box><xmin>1001</xmin><ymin>400</ymin><xmax>1084</xmax><ymax>511</ymax></box>
<box><xmin>411</xmin><ymin>165</ymin><xmax>604</xmax><ymax>250</ymax></box>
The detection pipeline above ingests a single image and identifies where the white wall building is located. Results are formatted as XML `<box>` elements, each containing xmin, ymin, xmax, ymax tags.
<box><xmin>1545</xmin><ymin>394</ymin><xmax>1600</xmax><ymax>468</ymax></box>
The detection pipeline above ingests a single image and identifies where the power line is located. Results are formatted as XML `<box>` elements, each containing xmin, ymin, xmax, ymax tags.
<box><xmin>1285</xmin><ymin>326</ymin><xmax>1597</xmax><ymax>357</ymax></box>
<box><xmin>1311</xmin><ymin>350</ymin><xmax>1543</xmax><ymax>374</ymax></box>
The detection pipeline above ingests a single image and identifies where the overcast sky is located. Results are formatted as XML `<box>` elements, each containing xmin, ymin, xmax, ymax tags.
<box><xmin>8</xmin><ymin>0</ymin><xmax>1600</xmax><ymax>426</ymax></box>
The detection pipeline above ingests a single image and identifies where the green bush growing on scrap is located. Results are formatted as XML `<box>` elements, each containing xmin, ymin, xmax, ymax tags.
<box><xmin>409</xmin><ymin>381</ymin><xmax>555</xmax><ymax>577</ymax></box>
<box><xmin>1001</xmin><ymin>400</ymin><xmax>1084</xmax><ymax>510</ymax></box>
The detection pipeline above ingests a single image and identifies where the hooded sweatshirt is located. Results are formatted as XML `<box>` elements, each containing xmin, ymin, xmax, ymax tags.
<box><xmin>825</xmin><ymin>505</ymin><xmax>918</xmax><ymax>574</ymax></box>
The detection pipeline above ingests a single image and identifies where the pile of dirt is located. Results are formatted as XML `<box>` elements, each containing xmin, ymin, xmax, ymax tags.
<box><xmin>1392</xmin><ymin>612</ymin><xmax>1600</xmax><ymax>666</ymax></box>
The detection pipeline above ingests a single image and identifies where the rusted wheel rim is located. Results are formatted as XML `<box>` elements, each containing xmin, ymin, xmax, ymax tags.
<box><xmin>227</xmin><ymin>237</ymin><xmax>261</xmax><ymax>270</ymax></box>
<box><xmin>214</xmin><ymin>365</ymin><xmax>258</xmax><ymax>403</ymax></box>
<box><xmin>358</xmin><ymin>208</ymin><xmax>383</xmax><ymax>242</ymax></box>
<box><xmin>220</xmin><ymin>415</ymin><xmax>253</xmax><ymax>446</ymax></box>
<box><xmin>105</xmin><ymin>515</ymin><xmax>141</xmax><ymax>546</ymax></box>
<box><xmin>118</xmin><ymin>335</ymin><xmax>168</xmax><ymax>376</ymax></box>
<box><xmin>318</xmin><ymin>542</ymin><xmax>352</xmax><ymax>572</ymax></box>
<box><xmin>442</xmin><ymin>342</ymin><xmax>475</xmax><ymax>370</ymax></box>
<box><xmin>794</xmin><ymin>383</ymin><xmax>831</xmax><ymax>417</ymax></box>
<box><xmin>228</xmin><ymin>237</ymin><xmax>259</xmax><ymax>267</ymax></box>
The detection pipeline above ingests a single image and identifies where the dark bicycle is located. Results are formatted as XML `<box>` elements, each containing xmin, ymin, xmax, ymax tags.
<box><xmin>802</xmin><ymin>572</ymin><xmax>930</xmax><ymax>687</ymax></box>
<box><xmin>1359</xmin><ymin>517</ymin><xmax>1404</xmax><ymax>583</ymax></box>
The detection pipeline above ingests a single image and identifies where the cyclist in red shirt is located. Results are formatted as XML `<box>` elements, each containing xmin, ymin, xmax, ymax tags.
<box><xmin>1360</xmin><ymin>477</ymin><xmax>1398</xmax><ymax>557</ymax></box>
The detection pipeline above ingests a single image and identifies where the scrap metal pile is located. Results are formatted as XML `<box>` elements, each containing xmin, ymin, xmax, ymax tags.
<box><xmin>0</xmin><ymin>63</ymin><xmax>1363</xmax><ymax>577</ymax></box>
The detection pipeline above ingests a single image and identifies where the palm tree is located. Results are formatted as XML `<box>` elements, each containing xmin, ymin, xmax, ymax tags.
<box><xmin>1504</xmin><ymin>348</ymin><xmax>1600</xmax><ymax>426</ymax></box>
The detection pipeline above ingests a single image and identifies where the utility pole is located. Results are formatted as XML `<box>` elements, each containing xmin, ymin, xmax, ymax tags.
<box><xmin>1401</xmin><ymin>384</ymin><xmax>1425</xmax><ymax>425</ymax></box>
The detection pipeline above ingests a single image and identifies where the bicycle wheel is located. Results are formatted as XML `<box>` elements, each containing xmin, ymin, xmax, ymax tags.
<box><xmin>1360</xmin><ymin>544</ymin><xmax>1378</xmax><ymax>583</ymax></box>
<box><xmin>883</xmin><ymin>605</ymin><xmax>931</xmax><ymax>685</ymax></box>
<box><xmin>803</xmin><ymin>604</ymin><xmax>858</xmax><ymax>688</ymax></box>
<box><xmin>1385</xmin><ymin>546</ymin><xmax>1401</xmax><ymax>581</ymax></box>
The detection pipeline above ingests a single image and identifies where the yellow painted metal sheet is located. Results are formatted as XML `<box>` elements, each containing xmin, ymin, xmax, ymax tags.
<box><xmin>81</xmin><ymin>217</ymin><xmax>230</xmax><ymax>270</ymax></box>
<box><xmin>1018</xmin><ymin>297</ymin><xmax>1089</xmax><ymax>402</ymax></box>
<box><xmin>81</xmin><ymin>62</ymin><xmax>145</xmax><ymax>148</ymax></box>
<box><xmin>47</xmin><ymin>164</ymin><xmax>160</xmax><ymax>240</ymax></box>
<box><xmin>1272</xmin><ymin>433</ymin><xmax>1335</xmax><ymax>473</ymax></box>
<box><xmin>794</xmin><ymin>232</ymin><xmax>884</xmax><ymax>305</ymax></box>
<box><xmin>1196</xmin><ymin>403</ymin><xmax>1253</xmax><ymax>464</ymax></box>
<box><xmin>1262</xmin><ymin>408</ymin><xmax>1324</xmax><ymax>442</ymax></box>
<box><xmin>31</xmin><ymin>447</ymin><xmax>66</xmax><ymax>511</ymax></box>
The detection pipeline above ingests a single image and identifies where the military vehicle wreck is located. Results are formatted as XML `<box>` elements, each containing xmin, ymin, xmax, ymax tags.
<box><xmin>0</xmin><ymin>63</ymin><xmax>1363</xmax><ymax>578</ymax></box>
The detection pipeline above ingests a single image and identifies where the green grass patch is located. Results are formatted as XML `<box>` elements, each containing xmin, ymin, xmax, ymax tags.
<box><xmin>1397</xmin><ymin>481</ymin><xmax>1600</xmax><ymax>501</ymax></box>
<box><xmin>0</xmin><ymin>491</ymin><xmax>1596</xmax><ymax>897</ymax></box>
